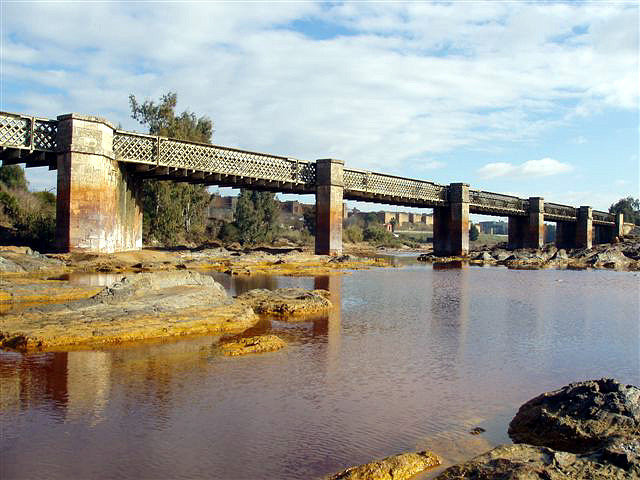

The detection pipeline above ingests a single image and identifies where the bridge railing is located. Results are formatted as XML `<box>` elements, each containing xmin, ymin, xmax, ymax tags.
<box><xmin>113</xmin><ymin>131</ymin><xmax>316</xmax><ymax>186</ymax></box>
<box><xmin>544</xmin><ymin>202</ymin><xmax>577</xmax><ymax>221</ymax></box>
<box><xmin>0</xmin><ymin>111</ymin><xmax>58</xmax><ymax>152</ymax></box>
<box><xmin>470</xmin><ymin>190</ymin><xmax>527</xmax><ymax>214</ymax></box>
<box><xmin>593</xmin><ymin>210</ymin><xmax>615</xmax><ymax>225</ymax></box>
<box><xmin>343</xmin><ymin>168</ymin><xmax>447</xmax><ymax>203</ymax></box>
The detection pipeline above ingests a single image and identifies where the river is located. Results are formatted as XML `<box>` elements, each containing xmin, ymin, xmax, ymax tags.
<box><xmin>1</xmin><ymin>259</ymin><xmax>638</xmax><ymax>479</ymax></box>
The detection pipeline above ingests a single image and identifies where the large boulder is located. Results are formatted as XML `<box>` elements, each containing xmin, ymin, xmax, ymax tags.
<box><xmin>508</xmin><ymin>378</ymin><xmax>640</xmax><ymax>454</ymax></box>
<box><xmin>329</xmin><ymin>451</ymin><xmax>440</xmax><ymax>480</ymax></box>
<box><xmin>435</xmin><ymin>439</ymin><xmax>639</xmax><ymax>480</ymax></box>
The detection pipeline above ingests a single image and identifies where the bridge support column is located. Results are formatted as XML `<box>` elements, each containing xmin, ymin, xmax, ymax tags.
<box><xmin>576</xmin><ymin>206</ymin><xmax>593</xmax><ymax>249</ymax></box>
<box><xmin>433</xmin><ymin>183</ymin><xmax>469</xmax><ymax>257</ymax></box>
<box><xmin>315</xmin><ymin>158</ymin><xmax>343</xmax><ymax>255</ymax></box>
<box><xmin>508</xmin><ymin>197</ymin><xmax>544</xmax><ymax>249</ymax></box>
<box><xmin>55</xmin><ymin>114</ymin><xmax>143</xmax><ymax>253</ymax></box>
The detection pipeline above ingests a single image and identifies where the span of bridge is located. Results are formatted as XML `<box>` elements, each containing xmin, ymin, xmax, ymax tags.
<box><xmin>0</xmin><ymin>111</ymin><xmax>624</xmax><ymax>255</ymax></box>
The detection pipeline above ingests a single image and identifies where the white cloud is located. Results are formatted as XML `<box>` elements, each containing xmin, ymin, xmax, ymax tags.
<box><xmin>478</xmin><ymin>157</ymin><xmax>573</xmax><ymax>178</ymax></box>
<box><xmin>1</xmin><ymin>2</ymin><xmax>638</xmax><ymax>194</ymax></box>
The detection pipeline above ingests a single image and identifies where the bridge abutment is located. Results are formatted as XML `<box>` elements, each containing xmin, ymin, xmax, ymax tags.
<box><xmin>508</xmin><ymin>197</ymin><xmax>544</xmax><ymax>250</ymax></box>
<box><xmin>55</xmin><ymin>114</ymin><xmax>143</xmax><ymax>253</ymax></box>
<box><xmin>315</xmin><ymin>158</ymin><xmax>344</xmax><ymax>255</ymax></box>
<box><xmin>433</xmin><ymin>183</ymin><xmax>469</xmax><ymax>256</ymax></box>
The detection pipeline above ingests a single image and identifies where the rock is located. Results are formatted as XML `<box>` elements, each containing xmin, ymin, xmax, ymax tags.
<box><xmin>237</xmin><ymin>288</ymin><xmax>332</xmax><ymax>317</ymax></box>
<box><xmin>0</xmin><ymin>271</ymin><xmax>257</xmax><ymax>351</ymax></box>
<box><xmin>550</xmin><ymin>248</ymin><xmax>569</xmax><ymax>261</ymax></box>
<box><xmin>329</xmin><ymin>254</ymin><xmax>352</xmax><ymax>263</ymax></box>
<box><xmin>218</xmin><ymin>335</ymin><xmax>286</xmax><ymax>356</ymax></box>
<box><xmin>474</xmin><ymin>252</ymin><xmax>493</xmax><ymax>262</ymax></box>
<box><xmin>329</xmin><ymin>451</ymin><xmax>441</xmax><ymax>480</ymax></box>
<box><xmin>587</xmin><ymin>249</ymin><xmax>631</xmax><ymax>269</ymax></box>
<box><xmin>469</xmin><ymin>427</ymin><xmax>486</xmax><ymax>435</ymax></box>
<box><xmin>435</xmin><ymin>441</ymin><xmax>639</xmax><ymax>480</ymax></box>
<box><xmin>508</xmin><ymin>378</ymin><xmax>640</xmax><ymax>454</ymax></box>
<box><xmin>417</xmin><ymin>253</ymin><xmax>432</xmax><ymax>262</ymax></box>
<box><xmin>493</xmin><ymin>250</ymin><xmax>512</xmax><ymax>261</ymax></box>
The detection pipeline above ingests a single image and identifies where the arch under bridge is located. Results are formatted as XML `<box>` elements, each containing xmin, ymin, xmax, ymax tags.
<box><xmin>0</xmin><ymin>111</ymin><xmax>624</xmax><ymax>255</ymax></box>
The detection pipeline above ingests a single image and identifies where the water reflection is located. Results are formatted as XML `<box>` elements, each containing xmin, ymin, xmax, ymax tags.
<box><xmin>1</xmin><ymin>266</ymin><xmax>638</xmax><ymax>480</ymax></box>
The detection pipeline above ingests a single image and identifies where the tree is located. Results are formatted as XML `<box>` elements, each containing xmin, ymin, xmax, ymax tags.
<box><xmin>129</xmin><ymin>92</ymin><xmax>213</xmax><ymax>244</ymax></box>
<box><xmin>303</xmin><ymin>206</ymin><xmax>316</xmax><ymax>236</ymax></box>
<box><xmin>233</xmin><ymin>189</ymin><xmax>280</xmax><ymax>245</ymax></box>
<box><xmin>609</xmin><ymin>197</ymin><xmax>640</xmax><ymax>226</ymax></box>
<box><xmin>0</xmin><ymin>165</ymin><xmax>28</xmax><ymax>191</ymax></box>
<box><xmin>470</xmin><ymin>224</ymin><xmax>480</xmax><ymax>241</ymax></box>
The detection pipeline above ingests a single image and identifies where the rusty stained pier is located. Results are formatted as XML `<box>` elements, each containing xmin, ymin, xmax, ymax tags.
<box><xmin>0</xmin><ymin>111</ymin><xmax>624</xmax><ymax>255</ymax></box>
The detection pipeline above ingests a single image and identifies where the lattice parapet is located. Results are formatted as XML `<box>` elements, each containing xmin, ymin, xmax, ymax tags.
<box><xmin>593</xmin><ymin>210</ymin><xmax>615</xmax><ymax>225</ymax></box>
<box><xmin>470</xmin><ymin>190</ymin><xmax>526</xmax><ymax>214</ymax></box>
<box><xmin>0</xmin><ymin>111</ymin><xmax>57</xmax><ymax>151</ymax></box>
<box><xmin>545</xmin><ymin>202</ymin><xmax>577</xmax><ymax>221</ymax></box>
<box><xmin>113</xmin><ymin>132</ymin><xmax>316</xmax><ymax>186</ymax></box>
<box><xmin>344</xmin><ymin>169</ymin><xmax>447</xmax><ymax>203</ymax></box>
<box><xmin>113</xmin><ymin>132</ymin><xmax>156</xmax><ymax>164</ymax></box>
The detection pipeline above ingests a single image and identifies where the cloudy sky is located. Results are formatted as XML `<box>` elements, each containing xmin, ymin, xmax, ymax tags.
<box><xmin>2</xmin><ymin>1</ymin><xmax>638</xmax><ymax>213</ymax></box>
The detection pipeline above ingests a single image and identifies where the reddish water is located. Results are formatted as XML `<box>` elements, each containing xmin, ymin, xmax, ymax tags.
<box><xmin>1</xmin><ymin>263</ymin><xmax>638</xmax><ymax>479</ymax></box>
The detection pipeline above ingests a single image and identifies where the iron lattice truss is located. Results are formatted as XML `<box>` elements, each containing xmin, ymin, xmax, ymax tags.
<box><xmin>0</xmin><ymin>112</ymin><xmax>58</xmax><ymax>152</ymax></box>
<box><xmin>0</xmin><ymin>111</ymin><xmax>619</xmax><ymax>225</ymax></box>
<box><xmin>470</xmin><ymin>190</ymin><xmax>528</xmax><ymax>216</ymax></box>
<box><xmin>344</xmin><ymin>168</ymin><xmax>447</xmax><ymax>205</ymax></box>
<box><xmin>113</xmin><ymin>131</ymin><xmax>316</xmax><ymax>187</ymax></box>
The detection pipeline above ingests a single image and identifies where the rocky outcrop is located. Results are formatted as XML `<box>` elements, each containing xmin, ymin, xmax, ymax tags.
<box><xmin>508</xmin><ymin>378</ymin><xmax>640</xmax><ymax>454</ymax></box>
<box><xmin>237</xmin><ymin>288</ymin><xmax>332</xmax><ymax>317</ymax></box>
<box><xmin>329</xmin><ymin>451</ymin><xmax>441</xmax><ymax>480</ymax></box>
<box><xmin>0</xmin><ymin>271</ymin><xmax>257</xmax><ymax>351</ymax></box>
<box><xmin>0</xmin><ymin>248</ymin><xmax>64</xmax><ymax>273</ymax></box>
<box><xmin>436</xmin><ymin>379</ymin><xmax>640</xmax><ymax>479</ymax></box>
<box><xmin>218</xmin><ymin>335</ymin><xmax>286</xmax><ymax>356</ymax></box>
<box><xmin>435</xmin><ymin>439</ymin><xmax>639</xmax><ymax>479</ymax></box>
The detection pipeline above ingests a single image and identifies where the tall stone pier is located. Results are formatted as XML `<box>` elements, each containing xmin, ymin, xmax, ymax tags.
<box><xmin>433</xmin><ymin>183</ymin><xmax>469</xmax><ymax>256</ymax></box>
<box><xmin>576</xmin><ymin>206</ymin><xmax>593</xmax><ymax>249</ymax></box>
<box><xmin>508</xmin><ymin>197</ymin><xmax>544</xmax><ymax>249</ymax></box>
<box><xmin>55</xmin><ymin>114</ymin><xmax>143</xmax><ymax>253</ymax></box>
<box><xmin>315</xmin><ymin>158</ymin><xmax>344</xmax><ymax>255</ymax></box>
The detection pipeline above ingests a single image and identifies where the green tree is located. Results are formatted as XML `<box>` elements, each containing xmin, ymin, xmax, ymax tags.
<box><xmin>470</xmin><ymin>224</ymin><xmax>479</xmax><ymax>241</ymax></box>
<box><xmin>303</xmin><ymin>206</ymin><xmax>316</xmax><ymax>236</ymax></box>
<box><xmin>233</xmin><ymin>189</ymin><xmax>280</xmax><ymax>245</ymax></box>
<box><xmin>0</xmin><ymin>165</ymin><xmax>28</xmax><ymax>190</ymax></box>
<box><xmin>609</xmin><ymin>197</ymin><xmax>640</xmax><ymax>225</ymax></box>
<box><xmin>129</xmin><ymin>92</ymin><xmax>213</xmax><ymax>244</ymax></box>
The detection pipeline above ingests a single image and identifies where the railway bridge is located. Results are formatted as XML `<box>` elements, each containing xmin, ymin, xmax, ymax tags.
<box><xmin>0</xmin><ymin>112</ymin><xmax>624</xmax><ymax>255</ymax></box>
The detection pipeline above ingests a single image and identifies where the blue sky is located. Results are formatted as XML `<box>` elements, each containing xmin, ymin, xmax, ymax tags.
<box><xmin>1</xmin><ymin>1</ymin><xmax>638</xmax><ymax>215</ymax></box>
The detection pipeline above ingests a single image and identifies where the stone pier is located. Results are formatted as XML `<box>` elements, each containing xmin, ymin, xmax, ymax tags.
<box><xmin>576</xmin><ymin>206</ymin><xmax>593</xmax><ymax>249</ymax></box>
<box><xmin>315</xmin><ymin>158</ymin><xmax>344</xmax><ymax>255</ymax></box>
<box><xmin>55</xmin><ymin>114</ymin><xmax>143</xmax><ymax>253</ymax></box>
<box><xmin>433</xmin><ymin>183</ymin><xmax>469</xmax><ymax>256</ymax></box>
<box><xmin>508</xmin><ymin>197</ymin><xmax>544</xmax><ymax>249</ymax></box>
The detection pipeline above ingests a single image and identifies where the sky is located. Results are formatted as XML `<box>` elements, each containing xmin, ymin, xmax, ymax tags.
<box><xmin>1</xmin><ymin>1</ymin><xmax>638</xmax><ymax>216</ymax></box>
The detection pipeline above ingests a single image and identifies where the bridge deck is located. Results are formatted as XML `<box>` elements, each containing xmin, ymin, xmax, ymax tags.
<box><xmin>0</xmin><ymin>111</ymin><xmax>616</xmax><ymax>225</ymax></box>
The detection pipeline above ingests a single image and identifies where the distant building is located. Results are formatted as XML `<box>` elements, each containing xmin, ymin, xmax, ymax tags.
<box><xmin>208</xmin><ymin>194</ymin><xmax>237</xmax><ymax>221</ymax></box>
<box><xmin>478</xmin><ymin>221</ymin><xmax>507</xmax><ymax>235</ymax></box>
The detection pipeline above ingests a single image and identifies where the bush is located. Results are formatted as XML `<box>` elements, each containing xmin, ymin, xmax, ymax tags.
<box><xmin>363</xmin><ymin>224</ymin><xmax>402</xmax><ymax>247</ymax></box>
<box><xmin>219</xmin><ymin>222</ymin><xmax>240</xmax><ymax>243</ymax></box>
<box><xmin>343</xmin><ymin>225</ymin><xmax>364</xmax><ymax>243</ymax></box>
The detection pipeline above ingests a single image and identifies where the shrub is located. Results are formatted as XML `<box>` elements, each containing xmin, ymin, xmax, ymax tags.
<box><xmin>343</xmin><ymin>225</ymin><xmax>364</xmax><ymax>243</ymax></box>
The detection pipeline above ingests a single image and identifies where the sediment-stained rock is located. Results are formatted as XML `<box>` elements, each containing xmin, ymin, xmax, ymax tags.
<box><xmin>435</xmin><ymin>440</ymin><xmax>639</xmax><ymax>480</ymax></box>
<box><xmin>508</xmin><ymin>378</ymin><xmax>640</xmax><ymax>454</ymax></box>
<box><xmin>328</xmin><ymin>451</ymin><xmax>441</xmax><ymax>480</ymax></box>
<box><xmin>218</xmin><ymin>335</ymin><xmax>286</xmax><ymax>356</ymax></box>
<box><xmin>237</xmin><ymin>287</ymin><xmax>332</xmax><ymax>317</ymax></box>
<box><xmin>0</xmin><ymin>271</ymin><xmax>258</xmax><ymax>351</ymax></box>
